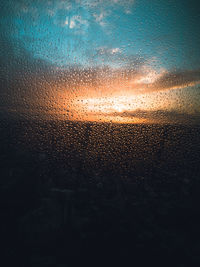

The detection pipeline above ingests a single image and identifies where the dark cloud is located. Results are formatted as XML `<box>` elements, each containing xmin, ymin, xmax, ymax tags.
<box><xmin>147</xmin><ymin>69</ymin><xmax>200</xmax><ymax>92</ymax></box>
<box><xmin>108</xmin><ymin>109</ymin><xmax>200</xmax><ymax>125</ymax></box>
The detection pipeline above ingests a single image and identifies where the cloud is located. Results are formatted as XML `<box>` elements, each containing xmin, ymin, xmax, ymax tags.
<box><xmin>122</xmin><ymin>69</ymin><xmax>200</xmax><ymax>95</ymax></box>
<box><xmin>46</xmin><ymin>0</ymin><xmax>135</xmax><ymax>27</ymax></box>
<box><xmin>64</xmin><ymin>17</ymin><xmax>76</xmax><ymax>29</ymax></box>
<box><xmin>63</xmin><ymin>15</ymin><xmax>89</xmax><ymax>34</ymax></box>
<box><xmin>89</xmin><ymin>0</ymin><xmax>134</xmax><ymax>26</ymax></box>
<box><xmin>150</xmin><ymin>70</ymin><xmax>200</xmax><ymax>91</ymax></box>
<box><xmin>96</xmin><ymin>46</ymin><xmax>122</xmax><ymax>56</ymax></box>
<box><xmin>107</xmin><ymin>109</ymin><xmax>200</xmax><ymax>124</ymax></box>
<box><xmin>75</xmin><ymin>0</ymin><xmax>134</xmax><ymax>9</ymax></box>
<box><xmin>17</xmin><ymin>0</ymin><xmax>134</xmax><ymax>29</ymax></box>
<box><xmin>92</xmin><ymin>47</ymin><xmax>147</xmax><ymax>68</ymax></box>
<box><xmin>93</xmin><ymin>11</ymin><xmax>108</xmax><ymax>27</ymax></box>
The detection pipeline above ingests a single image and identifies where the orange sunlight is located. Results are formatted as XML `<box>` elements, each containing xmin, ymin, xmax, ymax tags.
<box><xmin>48</xmin><ymin>67</ymin><xmax>174</xmax><ymax>123</ymax></box>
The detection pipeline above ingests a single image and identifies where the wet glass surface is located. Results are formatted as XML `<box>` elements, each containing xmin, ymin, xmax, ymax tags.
<box><xmin>0</xmin><ymin>0</ymin><xmax>200</xmax><ymax>266</ymax></box>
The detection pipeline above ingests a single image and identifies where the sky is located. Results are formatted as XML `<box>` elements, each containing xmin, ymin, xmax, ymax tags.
<box><xmin>0</xmin><ymin>0</ymin><xmax>200</xmax><ymax>123</ymax></box>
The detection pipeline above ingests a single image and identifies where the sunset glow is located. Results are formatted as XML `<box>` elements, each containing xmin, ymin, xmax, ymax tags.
<box><xmin>42</xmin><ymin>66</ymin><xmax>200</xmax><ymax>124</ymax></box>
<box><xmin>72</xmin><ymin>94</ymin><xmax>152</xmax><ymax>123</ymax></box>
<box><xmin>1</xmin><ymin>0</ymin><xmax>200</xmax><ymax>125</ymax></box>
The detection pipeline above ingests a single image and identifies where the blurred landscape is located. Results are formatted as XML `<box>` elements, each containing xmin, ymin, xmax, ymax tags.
<box><xmin>1</xmin><ymin>118</ymin><xmax>200</xmax><ymax>266</ymax></box>
<box><xmin>1</xmin><ymin>0</ymin><xmax>200</xmax><ymax>266</ymax></box>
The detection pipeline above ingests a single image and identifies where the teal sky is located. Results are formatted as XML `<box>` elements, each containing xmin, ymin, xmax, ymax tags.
<box><xmin>6</xmin><ymin>0</ymin><xmax>199</xmax><ymax>70</ymax></box>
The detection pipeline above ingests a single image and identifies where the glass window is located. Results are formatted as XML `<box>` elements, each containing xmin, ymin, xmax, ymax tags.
<box><xmin>1</xmin><ymin>0</ymin><xmax>200</xmax><ymax>265</ymax></box>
